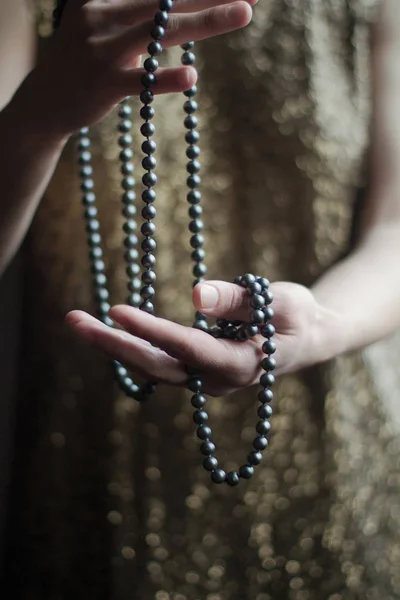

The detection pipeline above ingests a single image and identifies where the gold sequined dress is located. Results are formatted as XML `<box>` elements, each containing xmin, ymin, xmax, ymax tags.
<box><xmin>7</xmin><ymin>1</ymin><xmax>400</xmax><ymax>599</ymax></box>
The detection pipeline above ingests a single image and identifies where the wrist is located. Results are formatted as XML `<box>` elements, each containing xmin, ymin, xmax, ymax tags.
<box><xmin>5</xmin><ymin>69</ymin><xmax>71</xmax><ymax>151</ymax></box>
<box><xmin>310</xmin><ymin>299</ymin><xmax>353</xmax><ymax>366</ymax></box>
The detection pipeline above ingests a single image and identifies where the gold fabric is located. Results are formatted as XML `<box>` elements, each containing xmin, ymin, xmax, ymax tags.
<box><xmin>9</xmin><ymin>2</ymin><xmax>400</xmax><ymax>599</ymax></box>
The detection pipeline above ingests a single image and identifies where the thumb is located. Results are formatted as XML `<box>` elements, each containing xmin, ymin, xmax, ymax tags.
<box><xmin>193</xmin><ymin>281</ymin><xmax>251</xmax><ymax>321</ymax></box>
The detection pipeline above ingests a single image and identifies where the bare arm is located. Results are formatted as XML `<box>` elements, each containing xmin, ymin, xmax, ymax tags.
<box><xmin>311</xmin><ymin>0</ymin><xmax>400</xmax><ymax>360</ymax></box>
<box><xmin>0</xmin><ymin>0</ymin><xmax>253</xmax><ymax>276</ymax></box>
<box><xmin>64</xmin><ymin>0</ymin><xmax>400</xmax><ymax>395</ymax></box>
<box><xmin>0</xmin><ymin>0</ymin><xmax>59</xmax><ymax>275</ymax></box>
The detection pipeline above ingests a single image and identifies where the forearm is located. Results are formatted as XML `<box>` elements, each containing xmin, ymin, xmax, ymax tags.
<box><xmin>311</xmin><ymin>221</ymin><xmax>400</xmax><ymax>362</ymax></box>
<box><xmin>0</xmin><ymin>76</ymin><xmax>68</xmax><ymax>275</ymax></box>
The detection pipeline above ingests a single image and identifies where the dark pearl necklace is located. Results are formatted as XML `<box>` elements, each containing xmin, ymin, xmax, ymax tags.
<box><xmin>57</xmin><ymin>0</ymin><xmax>276</xmax><ymax>486</ymax></box>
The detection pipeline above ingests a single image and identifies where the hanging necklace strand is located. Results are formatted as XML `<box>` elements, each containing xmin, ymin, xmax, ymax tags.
<box><xmin>58</xmin><ymin>0</ymin><xmax>276</xmax><ymax>486</ymax></box>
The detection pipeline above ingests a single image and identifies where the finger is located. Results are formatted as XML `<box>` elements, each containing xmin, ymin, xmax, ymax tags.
<box><xmin>90</xmin><ymin>0</ymin><xmax>256</xmax><ymax>30</ymax></box>
<box><xmin>66</xmin><ymin>310</ymin><xmax>188</xmax><ymax>384</ymax></box>
<box><xmin>109</xmin><ymin>305</ymin><xmax>236</xmax><ymax>370</ymax></box>
<box><xmin>104</xmin><ymin>2</ymin><xmax>252</xmax><ymax>64</ymax></box>
<box><xmin>118</xmin><ymin>65</ymin><xmax>197</xmax><ymax>95</ymax></box>
<box><xmin>193</xmin><ymin>281</ymin><xmax>252</xmax><ymax>321</ymax></box>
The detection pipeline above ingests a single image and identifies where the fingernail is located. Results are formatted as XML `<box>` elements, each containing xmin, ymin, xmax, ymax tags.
<box><xmin>200</xmin><ymin>284</ymin><xmax>219</xmax><ymax>309</ymax></box>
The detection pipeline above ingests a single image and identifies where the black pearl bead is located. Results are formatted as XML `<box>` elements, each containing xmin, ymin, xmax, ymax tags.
<box><xmin>90</xmin><ymin>246</ymin><xmax>102</xmax><ymax>259</ymax></box>
<box><xmin>193</xmin><ymin>320</ymin><xmax>208</xmax><ymax>331</ymax></box>
<box><xmin>256</xmin><ymin>420</ymin><xmax>271</xmax><ymax>435</ymax></box>
<box><xmin>263</xmin><ymin>290</ymin><xmax>273</xmax><ymax>304</ymax></box>
<box><xmin>190</xmin><ymin>234</ymin><xmax>204</xmax><ymax>248</ymax></box>
<box><xmin>182</xmin><ymin>52</ymin><xmax>195</xmax><ymax>65</ymax></box>
<box><xmin>191</xmin><ymin>249</ymin><xmax>205</xmax><ymax>262</ymax></box>
<box><xmin>141</xmin><ymin>270</ymin><xmax>156</xmax><ymax>284</ymax></box>
<box><xmin>184</xmin><ymin>115</ymin><xmax>198</xmax><ymax>129</ymax></box>
<box><xmin>140</xmin><ymin>106</ymin><xmax>155</xmax><ymax>121</ymax></box>
<box><xmin>151</xmin><ymin>25</ymin><xmax>165</xmax><ymax>40</ymax></box>
<box><xmin>258</xmin><ymin>389</ymin><xmax>274</xmax><ymax>404</ymax></box>
<box><xmin>142</xmin><ymin>140</ymin><xmax>156</xmax><ymax>155</ymax></box>
<box><xmin>226</xmin><ymin>472</ymin><xmax>240</xmax><ymax>486</ymax></box>
<box><xmin>86</xmin><ymin>219</ymin><xmax>100</xmax><ymax>233</ymax></box>
<box><xmin>154</xmin><ymin>10</ymin><xmax>168</xmax><ymax>26</ymax></box>
<box><xmin>141</xmin><ymin>222</ymin><xmax>156</xmax><ymax>236</ymax></box>
<box><xmin>141</xmin><ymin>254</ymin><xmax>156</xmax><ymax>268</ymax></box>
<box><xmin>261</xmin><ymin>324</ymin><xmax>276</xmax><ymax>338</ymax></box>
<box><xmin>140</xmin><ymin>89</ymin><xmax>154</xmax><ymax>104</ymax></box>
<box><xmin>187</xmin><ymin>160</ymin><xmax>201</xmax><ymax>174</ymax></box>
<box><xmin>257</xmin><ymin>277</ymin><xmax>270</xmax><ymax>288</ymax></box>
<box><xmin>140</xmin><ymin>286</ymin><xmax>155</xmax><ymax>300</ymax></box>
<box><xmin>185</xmin><ymin>130</ymin><xmax>200</xmax><ymax>144</ymax></box>
<box><xmin>82</xmin><ymin>192</ymin><xmax>96</xmax><ymax>205</ymax></box>
<box><xmin>211</xmin><ymin>469</ymin><xmax>226</xmax><ymax>484</ymax></box>
<box><xmin>197</xmin><ymin>425</ymin><xmax>212</xmax><ymax>440</ymax></box>
<box><xmin>189</xmin><ymin>205</ymin><xmax>203</xmax><ymax>218</ymax></box>
<box><xmin>245</xmin><ymin>324</ymin><xmax>259</xmax><ymax>337</ymax></box>
<box><xmin>262</xmin><ymin>340</ymin><xmax>276</xmax><ymax>355</ymax></box>
<box><xmin>120</xmin><ymin>149</ymin><xmax>133</xmax><ymax>163</ymax></box>
<box><xmin>122</xmin><ymin>191</ymin><xmax>136</xmax><ymax>204</ymax></box>
<box><xmin>248</xmin><ymin>282</ymin><xmax>262</xmax><ymax>295</ymax></box>
<box><xmin>141</xmin><ymin>237</ymin><xmax>157</xmax><ymax>252</ymax></box>
<box><xmin>251</xmin><ymin>309</ymin><xmax>265</xmax><ymax>324</ymax></box>
<box><xmin>121</xmin><ymin>163</ymin><xmax>134</xmax><ymax>176</ymax></box>
<box><xmin>186</xmin><ymin>145</ymin><xmax>200</xmax><ymax>159</ymax></box>
<box><xmin>264</xmin><ymin>307</ymin><xmax>274</xmax><ymax>321</ymax></box>
<box><xmin>253</xmin><ymin>436</ymin><xmax>268</xmax><ymax>451</ymax></box>
<box><xmin>125</xmin><ymin>249</ymin><xmax>139</xmax><ymax>263</ymax></box>
<box><xmin>118</xmin><ymin>119</ymin><xmax>132</xmax><ymax>133</ymax></box>
<box><xmin>122</xmin><ymin>176</ymin><xmax>135</xmax><ymax>190</ymax></box>
<box><xmin>193</xmin><ymin>410</ymin><xmax>208</xmax><ymax>425</ymax></box>
<box><xmin>140</xmin><ymin>122</ymin><xmax>156</xmax><ymax>138</ymax></box>
<box><xmin>200</xmin><ymin>441</ymin><xmax>216</xmax><ymax>455</ymax></box>
<box><xmin>126</xmin><ymin>264</ymin><xmax>140</xmax><ymax>278</ymax></box>
<box><xmin>142</xmin><ymin>172</ymin><xmax>157</xmax><ymax>188</ymax></box>
<box><xmin>122</xmin><ymin>220</ymin><xmax>137</xmax><ymax>234</ymax></box>
<box><xmin>261</xmin><ymin>357</ymin><xmax>276</xmax><ymax>371</ymax></box>
<box><xmin>95</xmin><ymin>287</ymin><xmax>109</xmax><ymax>302</ymax></box>
<box><xmin>140</xmin><ymin>300</ymin><xmax>154</xmax><ymax>314</ymax></box>
<box><xmin>203</xmin><ymin>456</ymin><xmax>218</xmax><ymax>471</ymax></box>
<box><xmin>251</xmin><ymin>294</ymin><xmax>265</xmax><ymax>309</ymax></box>
<box><xmin>159</xmin><ymin>0</ymin><xmax>173</xmax><ymax>12</ymax></box>
<box><xmin>193</xmin><ymin>263</ymin><xmax>207</xmax><ymax>278</ymax></box>
<box><xmin>191</xmin><ymin>394</ymin><xmax>206</xmax><ymax>408</ymax></box>
<box><xmin>184</xmin><ymin>85</ymin><xmax>197</xmax><ymax>97</ymax></box>
<box><xmin>81</xmin><ymin>179</ymin><xmax>94</xmax><ymax>192</ymax></box>
<box><xmin>88</xmin><ymin>233</ymin><xmax>101</xmax><ymax>246</ymax></box>
<box><xmin>187</xmin><ymin>175</ymin><xmax>201</xmax><ymax>189</ymax></box>
<box><xmin>239</xmin><ymin>465</ymin><xmax>254</xmax><ymax>479</ymax></box>
<box><xmin>143</xmin><ymin>57</ymin><xmax>158</xmax><ymax>73</ymax></box>
<box><xmin>118</xmin><ymin>105</ymin><xmax>132</xmax><ymax>118</ymax></box>
<box><xmin>122</xmin><ymin>203</ymin><xmax>137</xmax><ymax>219</ymax></box>
<box><xmin>142</xmin><ymin>156</ymin><xmax>157</xmax><ymax>171</ymax></box>
<box><xmin>243</xmin><ymin>274</ymin><xmax>256</xmax><ymax>286</ymax></box>
<box><xmin>187</xmin><ymin>190</ymin><xmax>201</xmax><ymax>204</ymax></box>
<box><xmin>118</xmin><ymin>134</ymin><xmax>133</xmax><ymax>148</ymax></box>
<box><xmin>188</xmin><ymin>378</ymin><xmax>203</xmax><ymax>393</ymax></box>
<box><xmin>142</xmin><ymin>189</ymin><xmax>156</xmax><ymax>203</ymax></box>
<box><xmin>258</xmin><ymin>404</ymin><xmax>273</xmax><ymax>419</ymax></box>
<box><xmin>260</xmin><ymin>373</ymin><xmax>275</xmax><ymax>388</ymax></box>
<box><xmin>248</xmin><ymin>451</ymin><xmax>263</xmax><ymax>466</ymax></box>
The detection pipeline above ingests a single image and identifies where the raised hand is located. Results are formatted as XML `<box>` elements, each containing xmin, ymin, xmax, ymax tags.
<box><xmin>21</xmin><ymin>0</ymin><xmax>254</xmax><ymax>136</ymax></box>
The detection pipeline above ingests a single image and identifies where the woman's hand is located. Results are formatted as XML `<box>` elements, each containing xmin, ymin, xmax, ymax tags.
<box><xmin>66</xmin><ymin>280</ymin><xmax>335</xmax><ymax>396</ymax></box>
<box><xmin>19</xmin><ymin>0</ymin><xmax>254</xmax><ymax>138</ymax></box>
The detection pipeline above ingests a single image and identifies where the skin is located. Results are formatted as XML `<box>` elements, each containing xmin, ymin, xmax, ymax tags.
<box><xmin>0</xmin><ymin>0</ymin><xmax>254</xmax><ymax>274</ymax></box>
<box><xmin>67</xmin><ymin>0</ymin><xmax>400</xmax><ymax>396</ymax></box>
<box><xmin>1</xmin><ymin>0</ymin><xmax>400</xmax><ymax>397</ymax></box>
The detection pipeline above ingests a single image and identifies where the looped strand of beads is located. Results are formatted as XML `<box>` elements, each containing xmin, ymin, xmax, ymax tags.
<box><xmin>59</xmin><ymin>0</ymin><xmax>277</xmax><ymax>485</ymax></box>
